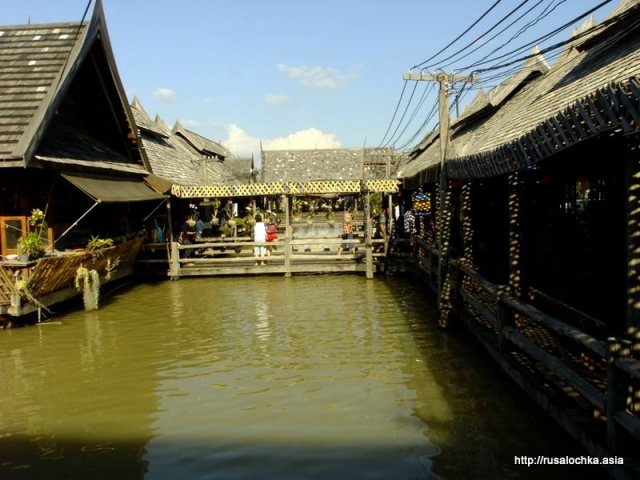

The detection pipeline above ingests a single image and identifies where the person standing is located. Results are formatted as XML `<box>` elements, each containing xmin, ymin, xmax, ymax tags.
<box><xmin>337</xmin><ymin>206</ymin><xmax>356</xmax><ymax>256</ymax></box>
<box><xmin>375</xmin><ymin>208</ymin><xmax>388</xmax><ymax>252</ymax></box>
<box><xmin>253</xmin><ymin>214</ymin><xmax>267</xmax><ymax>265</ymax></box>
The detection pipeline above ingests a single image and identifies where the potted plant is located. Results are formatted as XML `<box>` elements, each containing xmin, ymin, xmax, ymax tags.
<box><xmin>17</xmin><ymin>208</ymin><xmax>47</xmax><ymax>261</ymax></box>
<box><xmin>17</xmin><ymin>232</ymin><xmax>45</xmax><ymax>261</ymax></box>
<box><xmin>86</xmin><ymin>235</ymin><xmax>114</xmax><ymax>258</ymax></box>
<box><xmin>292</xmin><ymin>199</ymin><xmax>302</xmax><ymax>222</ymax></box>
<box><xmin>325</xmin><ymin>207</ymin><xmax>335</xmax><ymax>227</ymax></box>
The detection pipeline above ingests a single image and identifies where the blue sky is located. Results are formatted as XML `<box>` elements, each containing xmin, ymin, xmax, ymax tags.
<box><xmin>1</xmin><ymin>0</ymin><xmax>622</xmax><ymax>159</ymax></box>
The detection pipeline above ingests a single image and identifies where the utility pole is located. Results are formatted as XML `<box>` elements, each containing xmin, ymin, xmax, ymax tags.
<box><xmin>403</xmin><ymin>71</ymin><xmax>477</xmax><ymax>325</ymax></box>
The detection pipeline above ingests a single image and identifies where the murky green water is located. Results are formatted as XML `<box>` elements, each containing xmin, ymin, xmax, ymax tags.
<box><xmin>1</xmin><ymin>275</ymin><xmax>584</xmax><ymax>479</ymax></box>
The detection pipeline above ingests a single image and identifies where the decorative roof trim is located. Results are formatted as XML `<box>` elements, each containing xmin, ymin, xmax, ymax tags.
<box><xmin>446</xmin><ymin>77</ymin><xmax>640</xmax><ymax>179</ymax></box>
<box><xmin>171</xmin><ymin>179</ymin><xmax>399</xmax><ymax>198</ymax></box>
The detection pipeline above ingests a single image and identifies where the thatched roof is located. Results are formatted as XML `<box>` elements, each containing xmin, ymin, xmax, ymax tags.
<box><xmin>399</xmin><ymin>0</ymin><xmax>640</xmax><ymax>183</ymax></box>
<box><xmin>261</xmin><ymin>147</ymin><xmax>400</xmax><ymax>183</ymax></box>
<box><xmin>130</xmin><ymin>99</ymin><xmax>240</xmax><ymax>186</ymax></box>
<box><xmin>0</xmin><ymin>0</ymin><xmax>149</xmax><ymax>174</ymax></box>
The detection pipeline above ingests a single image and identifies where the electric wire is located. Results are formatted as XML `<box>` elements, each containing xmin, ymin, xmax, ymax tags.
<box><xmin>378</xmin><ymin>80</ymin><xmax>409</xmax><ymax>147</ymax></box>
<box><xmin>411</xmin><ymin>0</ymin><xmax>505</xmax><ymax>70</ymax></box>
<box><xmin>456</xmin><ymin>0</ymin><xmax>613</xmax><ymax>72</ymax></box>
<box><xmin>385</xmin><ymin>0</ymin><xmax>622</xmax><ymax>153</ymax></box>
<box><xmin>380</xmin><ymin>79</ymin><xmax>420</xmax><ymax>148</ymax></box>
<box><xmin>385</xmin><ymin>82</ymin><xmax>436</xmax><ymax>149</ymax></box>
<box><xmin>421</xmin><ymin>0</ymin><xmax>534</xmax><ymax>72</ymax></box>
<box><xmin>437</xmin><ymin>0</ymin><xmax>556</xmax><ymax>72</ymax></box>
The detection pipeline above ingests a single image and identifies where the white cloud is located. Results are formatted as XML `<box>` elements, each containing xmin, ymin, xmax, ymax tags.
<box><xmin>264</xmin><ymin>93</ymin><xmax>290</xmax><ymax>107</ymax></box>
<box><xmin>220</xmin><ymin>125</ymin><xmax>341</xmax><ymax>157</ymax></box>
<box><xmin>276</xmin><ymin>63</ymin><xmax>360</xmax><ymax>89</ymax></box>
<box><xmin>262</xmin><ymin>127</ymin><xmax>341</xmax><ymax>150</ymax></box>
<box><xmin>222</xmin><ymin>124</ymin><xmax>261</xmax><ymax>156</ymax></box>
<box><xmin>153</xmin><ymin>88</ymin><xmax>175</xmax><ymax>102</ymax></box>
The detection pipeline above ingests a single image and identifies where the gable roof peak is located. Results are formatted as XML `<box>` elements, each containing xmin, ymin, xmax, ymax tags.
<box><xmin>131</xmin><ymin>96</ymin><xmax>145</xmax><ymax>112</ymax></box>
<box><xmin>572</xmin><ymin>14</ymin><xmax>597</xmax><ymax>38</ymax></box>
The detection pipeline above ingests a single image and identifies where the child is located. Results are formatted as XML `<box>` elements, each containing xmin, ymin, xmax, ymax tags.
<box><xmin>253</xmin><ymin>214</ymin><xmax>267</xmax><ymax>265</ymax></box>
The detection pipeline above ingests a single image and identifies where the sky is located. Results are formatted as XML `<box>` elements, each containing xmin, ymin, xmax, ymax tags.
<box><xmin>1</xmin><ymin>0</ymin><xmax>624</xmax><ymax>160</ymax></box>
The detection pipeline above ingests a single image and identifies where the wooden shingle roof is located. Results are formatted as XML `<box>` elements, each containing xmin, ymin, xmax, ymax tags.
<box><xmin>261</xmin><ymin>147</ymin><xmax>399</xmax><ymax>183</ymax></box>
<box><xmin>0</xmin><ymin>22</ymin><xmax>87</xmax><ymax>162</ymax></box>
<box><xmin>225</xmin><ymin>156</ymin><xmax>255</xmax><ymax>183</ymax></box>
<box><xmin>0</xmin><ymin>0</ymin><xmax>149</xmax><ymax>174</ymax></box>
<box><xmin>130</xmin><ymin>100</ymin><xmax>240</xmax><ymax>186</ymax></box>
<box><xmin>173</xmin><ymin>121</ymin><xmax>230</xmax><ymax>159</ymax></box>
<box><xmin>400</xmin><ymin>0</ymin><xmax>640</xmax><ymax>182</ymax></box>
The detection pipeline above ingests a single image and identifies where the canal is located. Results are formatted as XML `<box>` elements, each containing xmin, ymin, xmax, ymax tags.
<box><xmin>1</xmin><ymin>275</ymin><xmax>585</xmax><ymax>479</ymax></box>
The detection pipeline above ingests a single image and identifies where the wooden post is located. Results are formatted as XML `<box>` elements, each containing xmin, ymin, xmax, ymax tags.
<box><xmin>496</xmin><ymin>285</ymin><xmax>510</xmax><ymax>356</ymax></box>
<box><xmin>403</xmin><ymin>72</ymin><xmax>477</xmax><ymax>324</ymax></box>
<box><xmin>364</xmin><ymin>190</ymin><xmax>374</xmax><ymax>279</ymax></box>
<box><xmin>169</xmin><ymin>241</ymin><xmax>180</xmax><ymax>279</ymax></box>
<box><xmin>284</xmin><ymin>195</ymin><xmax>292</xmax><ymax>277</ymax></box>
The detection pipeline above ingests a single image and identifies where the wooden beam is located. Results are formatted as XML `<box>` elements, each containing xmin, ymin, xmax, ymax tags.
<box><xmin>584</xmin><ymin>94</ymin><xmax>608</xmax><ymax>129</ymax></box>
<box><xmin>574</xmin><ymin>100</ymin><xmax>598</xmax><ymax>134</ymax></box>
<box><xmin>616</xmin><ymin>86</ymin><xmax>640</xmax><ymax>127</ymax></box>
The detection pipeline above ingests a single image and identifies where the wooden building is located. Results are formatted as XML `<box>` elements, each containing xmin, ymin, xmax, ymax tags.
<box><xmin>161</xmin><ymin>147</ymin><xmax>401</xmax><ymax>278</ymax></box>
<box><xmin>0</xmin><ymin>0</ymin><xmax>165</xmax><ymax>319</ymax></box>
<box><xmin>397</xmin><ymin>1</ymin><xmax>640</xmax><ymax>476</ymax></box>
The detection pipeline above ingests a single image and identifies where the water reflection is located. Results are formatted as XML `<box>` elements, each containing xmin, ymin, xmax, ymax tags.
<box><xmin>0</xmin><ymin>276</ymin><xmax>583</xmax><ymax>479</ymax></box>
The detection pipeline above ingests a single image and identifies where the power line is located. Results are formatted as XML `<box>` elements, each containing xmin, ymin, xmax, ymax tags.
<box><xmin>422</xmin><ymin>0</ymin><xmax>534</xmax><ymax>72</ymax></box>
<box><xmin>438</xmin><ymin>0</ymin><xmax>552</xmax><ymax>71</ymax></box>
<box><xmin>381</xmin><ymin>79</ymin><xmax>419</xmax><ymax>148</ymax></box>
<box><xmin>377</xmin><ymin>80</ymin><xmax>409</xmax><ymax>147</ymax></box>
<box><xmin>411</xmin><ymin>0</ymin><xmax>505</xmax><ymax>70</ymax></box>
<box><xmin>457</xmin><ymin>0</ymin><xmax>614</xmax><ymax>72</ymax></box>
<box><xmin>387</xmin><ymin>82</ymin><xmax>436</xmax><ymax>149</ymax></box>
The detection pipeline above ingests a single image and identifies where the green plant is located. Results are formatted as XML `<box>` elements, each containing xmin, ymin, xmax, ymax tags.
<box><xmin>18</xmin><ymin>207</ymin><xmax>48</xmax><ymax>260</ymax></box>
<box><xmin>325</xmin><ymin>207</ymin><xmax>335</xmax><ymax>223</ymax></box>
<box><xmin>86</xmin><ymin>236</ymin><xmax>114</xmax><ymax>258</ymax></box>
<box><xmin>292</xmin><ymin>199</ymin><xmax>302</xmax><ymax>216</ymax></box>
<box><xmin>369</xmin><ymin>192</ymin><xmax>383</xmax><ymax>217</ymax></box>
<box><xmin>18</xmin><ymin>231</ymin><xmax>45</xmax><ymax>260</ymax></box>
<box><xmin>75</xmin><ymin>266</ymin><xmax>100</xmax><ymax>310</ymax></box>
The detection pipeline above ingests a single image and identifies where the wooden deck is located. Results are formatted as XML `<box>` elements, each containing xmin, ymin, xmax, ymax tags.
<box><xmin>0</xmin><ymin>237</ymin><xmax>145</xmax><ymax>318</ymax></box>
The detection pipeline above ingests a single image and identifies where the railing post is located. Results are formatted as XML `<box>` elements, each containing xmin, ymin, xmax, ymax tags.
<box><xmin>169</xmin><ymin>242</ymin><xmax>180</xmax><ymax>279</ymax></box>
<box><xmin>607</xmin><ymin>337</ymin><xmax>631</xmax><ymax>453</ymax></box>
<box><xmin>284</xmin><ymin>195</ymin><xmax>292</xmax><ymax>277</ymax></box>
<box><xmin>496</xmin><ymin>285</ymin><xmax>510</xmax><ymax>356</ymax></box>
<box><xmin>364</xmin><ymin>190</ymin><xmax>374</xmax><ymax>279</ymax></box>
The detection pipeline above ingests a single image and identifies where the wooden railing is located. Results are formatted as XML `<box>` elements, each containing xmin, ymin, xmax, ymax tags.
<box><xmin>404</xmin><ymin>239</ymin><xmax>640</xmax><ymax>475</ymax></box>
<box><xmin>148</xmin><ymin>232</ymin><xmax>387</xmax><ymax>278</ymax></box>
